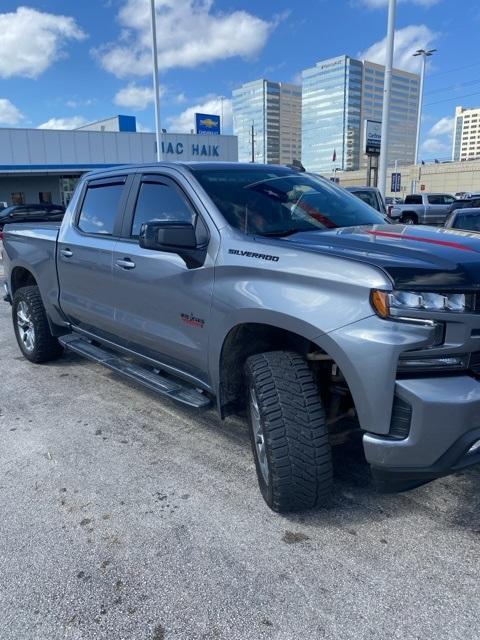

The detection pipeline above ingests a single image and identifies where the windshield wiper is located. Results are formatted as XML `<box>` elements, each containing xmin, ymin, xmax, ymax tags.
<box><xmin>255</xmin><ymin>229</ymin><xmax>303</xmax><ymax>238</ymax></box>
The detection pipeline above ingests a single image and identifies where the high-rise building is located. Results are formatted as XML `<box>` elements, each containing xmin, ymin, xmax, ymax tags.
<box><xmin>302</xmin><ymin>55</ymin><xmax>420</xmax><ymax>173</ymax></box>
<box><xmin>452</xmin><ymin>106</ymin><xmax>480</xmax><ymax>162</ymax></box>
<box><xmin>232</xmin><ymin>79</ymin><xmax>302</xmax><ymax>165</ymax></box>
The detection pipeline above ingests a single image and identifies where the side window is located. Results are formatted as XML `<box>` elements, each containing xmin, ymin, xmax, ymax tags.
<box><xmin>353</xmin><ymin>191</ymin><xmax>379</xmax><ymax>211</ymax></box>
<box><xmin>405</xmin><ymin>195</ymin><xmax>422</xmax><ymax>205</ymax></box>
<box><xmin>427</xmin><ymin>195</ymin><xmax>442</xmax><ymax>205</ymax></box>
<box><xmin>131</xmin><ymin>181</ymin><xmax>195</xmax><ymax>238</ymax></box>
<box><xmin>78</xmin><ymin>181</ymin><xmax>124</xmax><ymax>235</ymax></box>
<box><xmin>443</xmin><ymin>195</ymin><xmax>455</xmax><ymax>204</ymax></box>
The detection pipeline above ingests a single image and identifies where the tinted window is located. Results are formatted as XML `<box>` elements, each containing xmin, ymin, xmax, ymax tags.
<box><xmin>454</xmin><ymin>213</ymin><xmax>480</xmax><ymax>231</ymax></box>
<box><xmin>131</xmin><ymin>181</ymin><xmax>194</xmax><ymax>237</ymax></box>
<box><xmin>192</xmin><ymin>168</ymin><xmax>386</xmax><ymax>235</ymax></box>
<box><xmin>78</xmin><ymin>182</ymin><xmax>124</xmax><ymax>235</ymax></box>
<box><xmin>427</xmin><ymin>195</ymin><xmax>444</xmax><ymax>205</ymax></box>
<box><xmin>444</xmin><ymin>195</ymin><xmax>455</xmax><ymax>204</ymax></box>
<box><xmin>352</xmin><ymin>190</ymin><xmax>379</xmax><ymax>211</ymax></box>
<box><xmin>405</xmin><ymin>195</ymin><xmax>422</xmax><ymax>204</ymax></box>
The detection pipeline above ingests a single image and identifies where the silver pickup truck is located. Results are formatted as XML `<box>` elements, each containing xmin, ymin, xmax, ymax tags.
<box><xmin>3</xmin><ymin>162</ymin><xmax>480</xmax><ymax>513</ymax></box>
<box><xmin>390</xmin><ymin>193</ymin><xmax>456</xmax><ymax>225</ymax></box>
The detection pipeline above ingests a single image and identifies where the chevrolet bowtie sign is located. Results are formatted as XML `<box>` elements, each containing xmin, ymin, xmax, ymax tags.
<box><xmin>196</xmin><ymin>113</ymin><xmax>221</xmax><ymax>135</ymax></box>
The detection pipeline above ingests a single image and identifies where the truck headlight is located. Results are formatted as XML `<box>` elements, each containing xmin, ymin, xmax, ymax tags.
<box><xmin>371</xmin><ymin>289</ymin><xmax>472</xmax><ymax>319</ymax></box>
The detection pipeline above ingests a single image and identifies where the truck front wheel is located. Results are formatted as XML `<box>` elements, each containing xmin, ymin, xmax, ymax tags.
<box><xmin>244</xmin><ymin>351</ymin><xmax>333</xmax><ymax>512</ymax></box>
<box><xmin>12</xmin><ymin>286</ymin><xmax>63</xmax><ymax>363</ymax></box>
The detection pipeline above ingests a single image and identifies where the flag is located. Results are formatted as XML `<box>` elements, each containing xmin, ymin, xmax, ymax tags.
<box><xmin>332</xmin><ymin>149</ymin><xmax>336</xmax><ymax>162</ymax></box>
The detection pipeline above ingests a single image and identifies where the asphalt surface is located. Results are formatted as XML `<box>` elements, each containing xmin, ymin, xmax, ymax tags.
<box><xmin>1</xmin><ymin>260</ymin><xmax>480</xmax><ymax>640</ymax></box>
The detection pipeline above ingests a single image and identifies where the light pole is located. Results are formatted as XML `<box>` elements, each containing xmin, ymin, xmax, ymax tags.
<box><xmin>378</xmin><ymin>0</ymin><xmax>397</xmax><ymax>199</ymax></box>
<box><xmin>219</xmin><ymin>96</ymin><xmax>225</xmax><ymax>133</ymax></box>
<box><xmin>150</xmin><ymin>0</ymin><xmax>162</xmax><ymax>161</ymax></box>
<box><xmin>413</xmin><ymin>48</ymin><xmax>436</xmax><ymax>166</ymax></box>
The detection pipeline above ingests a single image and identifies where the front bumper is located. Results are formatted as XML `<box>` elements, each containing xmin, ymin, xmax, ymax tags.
<box><xmin>364</xmin><ymin>375</ymin><xmax>480</xmax><ymax>491</ymax></box>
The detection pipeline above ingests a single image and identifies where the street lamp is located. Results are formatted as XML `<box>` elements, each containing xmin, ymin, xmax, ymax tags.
<box><xmin>150</xmin><ymin>0</ymin><xmax>162</xmax><ymax>161</ymax></box>
<box><xmin>413</xmin><ymin>48</ymin><xmax>436</xmax><ymax>166</ymax></box>
<box><xmin>378</xmin><ymin>0</ymin><xmax>397</xmax><ymax>199</ymax></box>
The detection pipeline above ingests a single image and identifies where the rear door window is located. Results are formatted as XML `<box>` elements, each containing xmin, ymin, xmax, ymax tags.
<box><xmin>405</xmin><ymin>195</ymin><xmax>422</xmax><ymax>205</ymax></box>
<box><xmin>78</xmin><ymin>179</ymin><xmax>125</xmax><ymax>235</ymax></box>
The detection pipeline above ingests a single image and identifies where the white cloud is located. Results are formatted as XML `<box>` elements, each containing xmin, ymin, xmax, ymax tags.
<box><xmin>95</xmin><ymin>0</ymin><xmax>275</xmax><ymax>78</ymax></box>
<box><xmin>38</xmin><ymin>116</ymin><xmax>89</xmax><ymax>130</ymax></box>
<box><xmin>359</xmin><ymin>25</ymin><xmax>437</xmax><ymax>73</ymax></box>
<box><xmin>361</xmin><ymin>0</ymin><xmax>440</xmax><ymax>7</ymax></box>
<box><xmin>421</xmin><ymin>138</ymin><xmax>450</xmax><ymax>154</ymax></box>
<box><xmin>421</xmin><ymin>116</ymin><xmax>454</xmax><ymax>157</ymax></box>
<box><xmin>167</xmin><ymin>96</ymin><xmax>233</xmax><ymax>133</ymax></box>
<box><xmin>0</xmin><ymin>98</ymin><xmax>24</xmax><ymax>126</ymax></box>
<box><xmin>114</xmin><ymin>83</ymin><xmax>160</xmax><ymax>110</ymax></box>
<box><xmin>429</xmin><ymin>116</ymin><xmax>454</xmax><ymax>137</ymax></box>
<box><xmin>0</xmin><ymin>7</ymin><xmax>86</xmax><ymax>79</ymax></box>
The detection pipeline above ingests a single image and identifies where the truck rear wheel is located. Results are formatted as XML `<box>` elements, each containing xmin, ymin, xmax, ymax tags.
<box><xmin>401</xmin><ymin>213</ymin><xmax>417</xmax><ymax>225</ymax></box>
<box><xmin>244</xmin><ymin>351</ymin><xmax>332</xmax><ymax>512</ymax></box>
<box><xmin>12</xmin><ymin>286</ymin><xmax>63</xmax><ymax>363</ymax></box>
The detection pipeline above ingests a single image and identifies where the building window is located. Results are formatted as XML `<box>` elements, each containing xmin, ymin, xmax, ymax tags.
<box><xmin>39</xmin><ymin>191</ymin><xmax>52</xmax><ymax>204</ymax></box>
<box><xmin>11</xmin><ymin>192</ymin><xmax>24</xmax><ymax>205</ymax></box>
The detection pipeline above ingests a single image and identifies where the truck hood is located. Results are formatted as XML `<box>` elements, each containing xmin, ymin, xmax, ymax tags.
<box><xmin>280</xmin><ymin>224</ymin><xmax>480</xmax><ymax>289</ymax></box>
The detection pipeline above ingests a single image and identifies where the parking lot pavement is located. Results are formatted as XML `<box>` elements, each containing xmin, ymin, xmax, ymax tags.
<box><xmin>0</xmin><ymin>278</ymin><xmax>480</xmax><ymax>639</ymax></box>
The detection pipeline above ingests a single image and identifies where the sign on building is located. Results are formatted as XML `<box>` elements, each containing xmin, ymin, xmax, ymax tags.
<box><xmin>364</xmin><ymin>120</ymin><xmax>381</xmax><ymax>156</ymax></box>
<box><xmin>195</xmin><ymin>113</ymin><xmax>221</xmax><ymax>135</ymax></box>
<box><xmin>391</xmin><ymin>172</ymin><xmax>401</xmax><ymax>192</ymax></box>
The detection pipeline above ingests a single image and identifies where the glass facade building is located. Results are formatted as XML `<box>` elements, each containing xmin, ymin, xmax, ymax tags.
<box><xmin>233</xmin><ymin>79</ymin><xmax>302</xmax><ymax>164</ymax></box>
<box><xmin>302</xmin><ymin>56</ymin><xmax>362</xmax><ymax>173</ymax></box>
<box><xmin>302</xmin><ymin>55</ymin><xmax>420</xmax><ymax>173</ymax></box>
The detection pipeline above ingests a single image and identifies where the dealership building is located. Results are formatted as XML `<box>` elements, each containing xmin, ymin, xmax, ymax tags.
<box><xmin>0</xmin><ymin>115</ymin><xmax>238</xmax><ymax>207</ymax></box>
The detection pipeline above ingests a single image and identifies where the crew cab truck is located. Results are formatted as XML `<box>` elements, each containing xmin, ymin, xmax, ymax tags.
<box><xmin>390</xmin><ymin>193</ymin><xmax>456</xmax><ymax>225</ymax></box>
<box><xmin>3</xmin><ymin>163</ymin><xmax>480</xmax><ymax>513</ymax></box>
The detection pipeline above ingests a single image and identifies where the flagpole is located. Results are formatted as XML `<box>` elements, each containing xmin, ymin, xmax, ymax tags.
<box><xmin>150</xmin><ymin>0</ymin><xmax>162</xmax><ymax>162</ymax></box>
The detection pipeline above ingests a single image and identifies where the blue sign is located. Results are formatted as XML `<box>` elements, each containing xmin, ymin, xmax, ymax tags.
<box><xmin>195</xmin><ymin>113</ymin><xmax>220</xmax><ymax>135</ymax></box>
<box><xmin>391</xmin><ymin>172</ymin><xmax>401</xmax><ymax>193</ymax></box>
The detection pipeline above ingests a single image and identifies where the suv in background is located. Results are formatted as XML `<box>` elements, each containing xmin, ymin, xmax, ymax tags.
<box><xmin>344</xmin><ymin>186</ymin><xmax>387</xmax><ymax>215</ymax></box>
<box><xmin>448</xmin><ymin>197</ymin><xmax>480</xmax><ymax>215</ymax></box>
<box><xmin>390</xmin><ymin>193</ymin><xmax>456</xmax><ymax>225</ymax></box>
<box><xmin>0</xmin><ymin>204</ymin><xmax>65</xmax><ymax>239</ymax></box>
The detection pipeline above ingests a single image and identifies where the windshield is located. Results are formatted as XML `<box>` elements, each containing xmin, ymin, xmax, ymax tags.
<box><xmin>191</xmin><ymin>168</ymin><xmax>387</xmax><ymax>236</ymax></box>
<box><xmin>455</xmin><ymin>213</ymin><xmax>480</xmax><ymax>231</ymax></box>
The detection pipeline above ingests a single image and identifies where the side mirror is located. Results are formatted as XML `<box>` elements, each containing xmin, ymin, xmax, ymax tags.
<box><xmin>139</xmin><ymin>220</ymin><xmax>197</xmax><ymax>251</ymax></box>
<box><xmin>139</xmin><ymin>220</ymin><xmax>207</xmax><ymax>269</ymax></box>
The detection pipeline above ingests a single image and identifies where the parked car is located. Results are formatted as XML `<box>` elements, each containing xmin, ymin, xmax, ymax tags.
<box><xmin>390</xmin><ymin>193</ymin><xmax>456</xmax><ymax>225</ymax></box>
<box><xmin>4</xmin><ymin>162</ymin><xmax>480</xmax><ymax>512</ymax></box>
<box><xmin>345</xmin><ymin>186</ymin><xmax>387</xmax><ymax>215</ymax></box>
<box><xmin>448</xmin><ymin>197</ymin><xmax>480</xmax><ymax>215</ymax></box>
<box><xmin>445</xmin><ymin>207</ymin><xmax>480</xmax><ymax>233</ymax></box>
<box><xmin>0</xmin><ymin>204</ymin><xmax>65</xmax><ymax>239</ymax></box>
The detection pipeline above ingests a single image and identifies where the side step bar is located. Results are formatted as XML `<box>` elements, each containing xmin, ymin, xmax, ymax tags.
<box><xmin>59</xmin><ymin>334</ymin><xmax>211</xmax><ymax>409</ymax></box>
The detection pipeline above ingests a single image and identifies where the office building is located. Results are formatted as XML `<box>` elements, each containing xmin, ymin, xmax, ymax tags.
<box><xmin>452</xmin><ymin>106</ymin><xmax>480</xmax><ymax>161</ymax></box>
<box><xmin>0</xmin><ymin>116</ymin><xmax>238</xmax><ymax>207</ymax></box>
<box><xmin>302</xmin><ymin>55</ymin><xmax>420</xmax><ymax>173</ymax></box>
<box><xmin>232</xmin><ymin>79</ymin><xmax>302</xmax><ymax>164</ymax></box>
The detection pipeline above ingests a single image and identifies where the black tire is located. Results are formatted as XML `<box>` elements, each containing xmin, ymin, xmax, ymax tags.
<box><xmin>401</xmin><ymin>213</ymin><xmax>417</xmax><ymax>225</ymax></box>
<box><xmin>12</xmin><ymin>286</ymin><xmax>63</xmax><ymax>364</ymax></box>
<box><xmin>244</xmin><ymin>351</ymin><xmax>332</xmax><ymax>513</ymax></box>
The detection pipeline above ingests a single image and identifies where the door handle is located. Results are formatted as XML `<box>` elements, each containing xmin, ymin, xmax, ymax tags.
<box><xmin>60</xmin><ymin>248</ymin><xmax>73</xmax><ymax>258</ymax></box>
<box><xmin>116</xmin><ymin>258</ymin><xmax>136</xmax><ymax>270</ymax></box>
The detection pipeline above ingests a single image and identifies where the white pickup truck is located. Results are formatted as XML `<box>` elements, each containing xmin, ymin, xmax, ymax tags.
<box><xmin>390</xmin><ymin>193</ymin><xmax>456</xmax><ymax>225</ymax></box>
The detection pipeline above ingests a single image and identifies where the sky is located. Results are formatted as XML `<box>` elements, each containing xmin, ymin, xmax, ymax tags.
<box><xmin>0</xmin><ymin>0</ymin><xmax>478</xmax><ymax>161</ymax></box>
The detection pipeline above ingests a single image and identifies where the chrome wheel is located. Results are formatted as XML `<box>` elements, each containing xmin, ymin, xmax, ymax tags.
<box><xmin>16</xmin><ymin>301</ymin><xmax>35</xmax><ymax>352</ymax></box>
<box><xmin>250</xmin><ymin>386</ymin><xmax>269</xmax><ymax>484</ymax></box>
<box><xmin>403</xmin><ymin>217</ymin><xmax>415</xmax><ymax>225</ymax></box>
